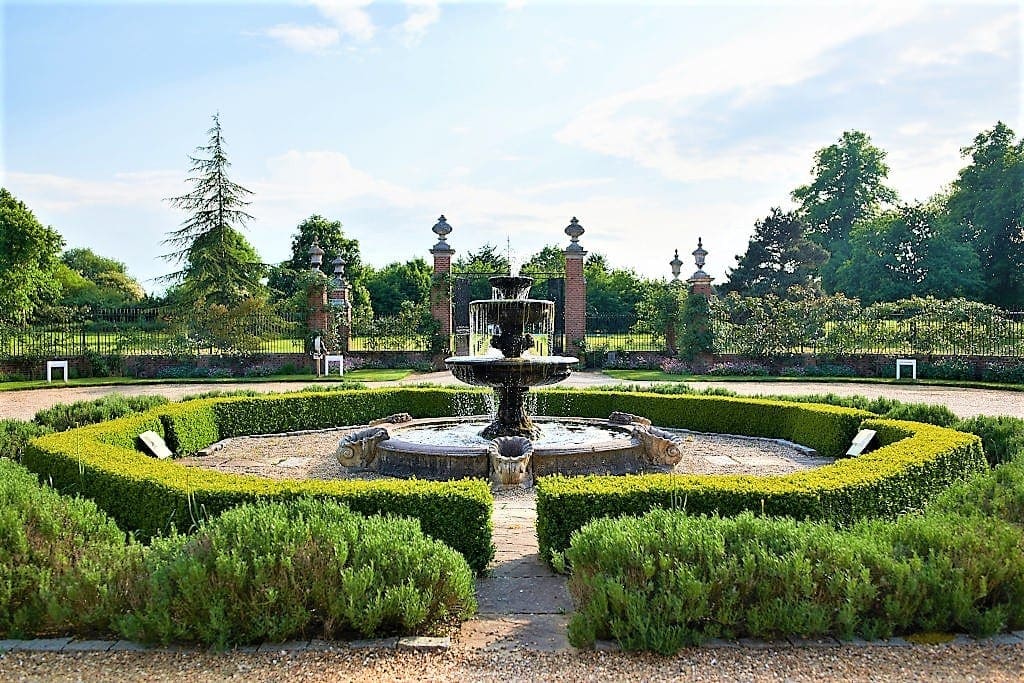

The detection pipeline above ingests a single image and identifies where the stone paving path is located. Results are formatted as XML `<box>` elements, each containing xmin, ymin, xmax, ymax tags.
<box><xmin>457</xmin><ymin>492</ymin><xmax>575</xmax><ymax>651</ymax></box>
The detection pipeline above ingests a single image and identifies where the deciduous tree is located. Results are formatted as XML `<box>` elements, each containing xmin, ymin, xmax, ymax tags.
<box><xmin>948</xmin><ymin>121</ymin><xmax>1024</xmax><ymax>308</ymax></box>
<box><xmin>0</xmin><ymin>187</ymin><xmax>64</xmax><ymax>322</ymax></box>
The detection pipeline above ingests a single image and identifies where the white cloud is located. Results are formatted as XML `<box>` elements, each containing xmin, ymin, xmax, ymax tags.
<box><xmin>311</xmin><ymin>0</ymin><xmax>376</xmax><ymax>43</ymax></box>
<box><xmin>5</xmin><ymin>170</ymin><xmax>183</xmax><ymax>211</ymax></box>
<box><xmin>6</xmin><ymin>148</ymin><xmax>771</xmax><ymax>284</ymax></box>
<box><xmin>555</xmin><ymin>5</ymin><xmax>925</xmax><ymax>184</ymax></box>
<box><xmin>899</xmin><ymin>13</ymin><xmax>1017</xmax><ymax>66</ymax></box>
<box><xmin>401</xmin><ymin>0</ymin><xmax>440</xmax><ymax>46</ymax></box>
<box><xmin>262</xmin><ymin>24</ymin><xmax>340</xmax><ymax>53</ymax></box>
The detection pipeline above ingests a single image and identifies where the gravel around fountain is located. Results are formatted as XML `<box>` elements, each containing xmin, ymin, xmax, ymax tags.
<box><xmin>175</xmin><ymin>428</ymin><xmax>834</xmax><ymax>485</ymax></box>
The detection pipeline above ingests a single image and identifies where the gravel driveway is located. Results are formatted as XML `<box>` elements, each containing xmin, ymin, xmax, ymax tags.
<box><xmin>2</xmin><ymin>372</ymin><xmax>1021</xmax><ymax>422</ymax></box>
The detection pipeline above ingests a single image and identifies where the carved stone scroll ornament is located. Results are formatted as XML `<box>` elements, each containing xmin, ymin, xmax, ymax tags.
<box><xmin>607</xmin><ymin>411</ymin><xmax>652</xmax><ymax>427</ymax></box>
<box><xmin>336</xmin><ymin>427</ymin><xmax>390</xmax><ymax>470</ymax></box>
<box><xmin>633</xmin><ymin>425</ymin><xmax>686</xmax><ymax>467</ymax></box>
<box><xmin>370</xmin><ymin>413</ymin><xmax>413</xmax><ymax>426</ymax></box>
<box><xmin>488</xmin><ymin>436</ymin><xmax>534</xmax><ymax>487</ymax></box>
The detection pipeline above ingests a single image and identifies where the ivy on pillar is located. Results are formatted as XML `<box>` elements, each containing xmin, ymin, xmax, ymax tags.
<box><xmin>329</xmin><ymin>256</ymin><xmax>352</xmax><ymax>353</ymax></box>
<box><xmin>563</xmin><ymin>217</ymin><xmax>587</xmax><ymax>357</ymax></box>
<box><xmin>429</xmin><ymin>215</ymin><xmax>455</xmax><ymax>361</ymax></box>
<box><xmin>682</xmin><ymin>238</ymin><xmax>715</xmax><ymax>360</ymax></box>
<box><xmin>306</xmin><ymin>241</ymin><xmax>328</xmax><ymax>373</ymax></box>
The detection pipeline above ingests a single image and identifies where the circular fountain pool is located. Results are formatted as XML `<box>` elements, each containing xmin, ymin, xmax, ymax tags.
<box><xmin>367</xmin><ymin>416</ymin><xmax>646</xmax><ymax>483</ymax></box>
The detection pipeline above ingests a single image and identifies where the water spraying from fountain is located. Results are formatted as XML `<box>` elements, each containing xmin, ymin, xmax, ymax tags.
<box><xmin>446</xmin><ymin>275</ymin><xmax>579</xmax><ymax>438</ymax></box>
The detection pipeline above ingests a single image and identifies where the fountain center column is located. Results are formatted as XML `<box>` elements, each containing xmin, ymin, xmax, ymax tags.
<box><xmin>483</xmin><ymin>384</ymin><xmax>539</xmax><ymax>439</ymax></box>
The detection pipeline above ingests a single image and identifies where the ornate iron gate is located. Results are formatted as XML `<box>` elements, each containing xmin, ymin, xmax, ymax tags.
<box><xmin>452</xmin><ymin>273</ymin><xmax>565</xmax><ymax>355</ymax></box>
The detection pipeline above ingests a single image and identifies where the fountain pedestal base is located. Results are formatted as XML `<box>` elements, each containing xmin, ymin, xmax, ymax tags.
<box><xmin>481</xmin><ymin>385</ymin><xmax>540</xmax><ymax>439</ymax></box>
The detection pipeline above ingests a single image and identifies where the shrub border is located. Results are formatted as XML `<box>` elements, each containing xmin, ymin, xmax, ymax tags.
<box><xmin>533</xmin><ymin>390</ymin><xmax>986</xmax><ymax>562</ymax></box>
<box><xmin>23</xmin><ymin>388</ymin><xmax>495</xmax><ymax>573</ymax></box>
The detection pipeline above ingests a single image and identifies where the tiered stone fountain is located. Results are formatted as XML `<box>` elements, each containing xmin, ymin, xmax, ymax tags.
<box><xmin>336</xmin><ymin>273</ymin><xmax>688</xmax><ymax>487</ymax></box>
<box><xmin>446</xmin><ymin>274</ymin><xmax>577</xmax><ymax>439</ymax></box>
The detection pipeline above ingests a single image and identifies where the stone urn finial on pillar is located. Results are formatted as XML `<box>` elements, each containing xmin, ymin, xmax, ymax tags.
<box><xmin>686</xmin><ymin>237</ymin><xmax>714</xmax><ymax>298</ymax></box>
<box><xmin>563</xmin><ymin>217</ymin><xmax>587</xmax><ymax>356</ymax></box>
<box><xmin>429</xmin><ymin>215</ymin><xmax>455</xmax><ymax>362</ymax></box>
<box><xmin>670</xmin><ymin>248</ymin><xmax>683</xmax><ymax>281</ymax></box>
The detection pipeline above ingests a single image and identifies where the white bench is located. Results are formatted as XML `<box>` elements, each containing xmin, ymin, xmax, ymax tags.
<box><xmin>46</xmin><ymin>360</ymin><xmax>69</xmax><ymax>383</ymax></box>
<box><xmin>895</xmin><ymin>358</ymin><xmax>917</xmax><ymax>380</ymax></box>
<box><xmin>324</xmin><ymin>354</ymin><xmax>345</xmax><ymax>376</ymax></box>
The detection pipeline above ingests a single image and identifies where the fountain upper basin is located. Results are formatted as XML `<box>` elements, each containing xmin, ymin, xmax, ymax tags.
<box><xmin>445</xmin><ymin>355</ymin><xmax>578</xmax><ymax>388</ymax></box>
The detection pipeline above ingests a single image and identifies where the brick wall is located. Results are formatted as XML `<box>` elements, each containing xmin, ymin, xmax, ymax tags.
<box><xmin>430</xmin><ymin>252</ymin><xmax>453</xmax><ymax>339</ymax></box>
<box><xmin>564</xmin><ymin>253</ymin><xmax>586</xmax><ymax>355</ymax></box>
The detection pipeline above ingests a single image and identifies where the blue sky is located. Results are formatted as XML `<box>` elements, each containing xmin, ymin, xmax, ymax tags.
<box><xmin>3</xmin><ymin>1</ymin><xmax>1020</xmax><ymax>294</ymax></box>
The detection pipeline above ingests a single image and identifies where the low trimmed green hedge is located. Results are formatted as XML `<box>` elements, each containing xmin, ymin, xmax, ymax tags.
<box><xmin>536</xmin><ymin>392</ymin><xmax>985</xmax><ymax>563</ymax></box>
<box><xmin>23</xmin><ymin>388</ymin><xmax>495</xmax><ymax>573</ymax></box>
<box><xmin>565</xmin><ymin>509</ymin><xmax>1024</xmax><ymax>652</ymax></box>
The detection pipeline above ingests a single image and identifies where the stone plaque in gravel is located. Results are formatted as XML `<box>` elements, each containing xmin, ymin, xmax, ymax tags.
<box><xmin>138</xmin><ymin>431</ymin><xmax>172</xmax><ymax>459</ymax></box>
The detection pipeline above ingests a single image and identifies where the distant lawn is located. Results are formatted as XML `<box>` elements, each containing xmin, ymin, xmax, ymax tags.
<box><xmin>0</xmin><ymin>368</ymin><xmax>414</xmax><ymax>392</ymax></box>
<box><xmin>602</xmin><ymin>369</ymin><xmax>1024</xmax><ymax>391</ymax></box>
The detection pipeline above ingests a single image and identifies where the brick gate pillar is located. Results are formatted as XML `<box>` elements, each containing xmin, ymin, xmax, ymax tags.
<box><xmin>563</xmin><ymin>217</ymin><xmax>587</xmax><ymax>357</ymax></box>
<box><xmin>429</xmin><ymin>215</ymin><xmax>455</xmax><ymax>361</ymax></box>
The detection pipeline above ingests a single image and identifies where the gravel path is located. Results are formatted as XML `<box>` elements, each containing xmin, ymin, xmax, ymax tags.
<box><xmin>4</xmin><ymin>371</ymin><xmax>1021</xmax><ymax>422</ymax></box>
<box><xmin>176</xmin><ymin>429</ymin><xmax>831</xmax><ymax>480</ymax></box>
<box><xmin>2</xmin><ymin>644</ymin><xmax>1022</xmax><ymax>682</ymax></box>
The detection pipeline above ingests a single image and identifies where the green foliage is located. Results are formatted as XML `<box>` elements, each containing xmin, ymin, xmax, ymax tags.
<box><xmin>273</xmin><ymin>214</ymin><xmax>373</xmax><ymax>323</ymax></box>
<box><xmin>117</xmin><ymin>498</ymin><xmax>476</xmax><ymax>648</ymax></box>
<box><xmin>931</xmin><ymin>451</ymin><xmax>1024</xmax><ymax>524</ymax></box>
<box><xmin>0</xmin><ymin>187</ymin><xmax>65</xmax><ymax>323</ymax></box>
<box><xmin>163</xmin><ymin>114</ymin><xmax>266</xmax><ymax>306</ymax></box>
<box><xmin>0</xmin><ymin>458</ymin><xmax>133</xmax><ymax>638</ymax></box>
<box><xmin>585</xmin><ymin>253</ymin><xmax>649</xmax><ymax>320</ymax></box>
<box><xmin>834</xmin><ymin>202</ymin><xmax>984</xmax><ymax>304</ymax></box>
<box><xmin>948</xmin><ymin>121</ymin><xmax>1024</xmax><ymax>308</ymax></box>
<box><xmin>59</xmin><ymin>248</ymin><xmax>145</xmax><ymax>307</ymax></box>
<box><xmin>791</xmin><ymin>130</ymin><xmax>898</xmax><ymax>292</ymax></box>
<box><xmin>952</xmin><ymin>415</ymin><xmax>1024</xmax><ymax>467</ymax></box>
<box><xmin>0</xmin><ymin>420</ymin><xmax>50</xmax><ymax>461</ymax></box>
<box><xmin>712</xmin><ymin>291</ymin><xmax>1022</xmax><ymax>357</ymax></box>
<box><xmin>22</xmin><ymin>389</ymin><xmax>496</xmax><ymax>572</ymax></box>
<box><xmin>722</xmin><ymin>208</ymin><xmax>828</xmax><ymax>297</ymax></box>
<box><xmin>33</xmin><ymin>394</ymin><xmax>170</xmax><ymax>432</ymax></box>
<box><xmin>565</xmin><ymin>509</ymin><xmax>1024</xmax><ymax>651</ymax></box>
<box><xmin>363</xmin><ymin>258</ymin><xmax>432</xmax><ymax>317</ymax></box>
<box><xmin>535</xmin><ymin>392</ymin><xmax>985</xmax><ymax>561</ymax></box>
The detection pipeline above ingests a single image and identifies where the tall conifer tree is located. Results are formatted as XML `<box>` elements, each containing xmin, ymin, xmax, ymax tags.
<box><xmin>163</xmin><ymin>114</ymin><xmax>265</xmax><ymax>306</ymax></box>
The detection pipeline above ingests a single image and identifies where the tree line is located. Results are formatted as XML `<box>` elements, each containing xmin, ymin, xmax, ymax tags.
<box><xmin>723</xmin><ymin>124</ymin><xmax>1023</xmax><ymax>309</ymax></box>
<box><xmin>2</xmin><ymin>116</ymin><xmax>1020</xmax><ymax>332</ymax></box>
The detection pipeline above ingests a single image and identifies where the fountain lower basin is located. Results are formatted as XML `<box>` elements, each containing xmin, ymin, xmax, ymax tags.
<box><xmin>337</xmin><ymin>415</ymin><xmax>683</xmax><ymax>485</ymax></box>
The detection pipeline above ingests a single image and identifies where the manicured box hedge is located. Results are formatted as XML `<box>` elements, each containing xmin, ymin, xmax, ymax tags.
<box><xmin>536</xmin><ymin>391</ymin><xmax>986</xmax><ymax>562</ymax></box>
<box><xmin>23</xmin><ymin>388</ymin><xmax>495</xmax><ymax>573</ymax></box>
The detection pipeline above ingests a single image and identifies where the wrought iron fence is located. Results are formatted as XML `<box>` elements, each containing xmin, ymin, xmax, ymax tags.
<box><xmin>711</xmin><ymin>309</ymin><xmax>1024</xmax><ymax>357</ymax></box>
<box><xmin>1</xmin><ymin>308</ymin><xmax>306</xmax><ymax>358</ymax></box>
<box><xmin>585</xmin><ymin>313</ymin><xmax>662</xmax><ymax>352</ymax></box>
<box><xmin>349</xmin><ymin>315</ymin><xmax>435</xmax><ymax>352</ymax></box>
